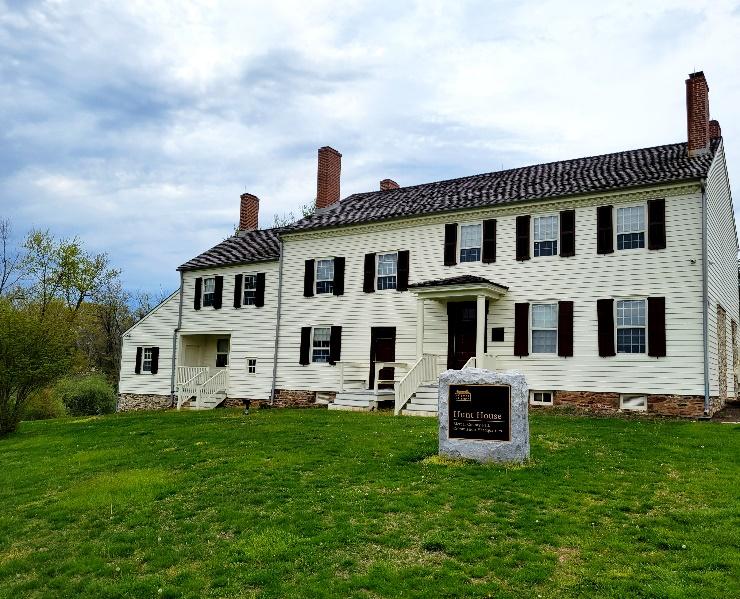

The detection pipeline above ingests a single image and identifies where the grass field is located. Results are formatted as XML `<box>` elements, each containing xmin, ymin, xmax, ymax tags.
<box><xmin>0</xmin><ymin>408</ymin><xmax>738</xmax><ymax>598</ymax></box>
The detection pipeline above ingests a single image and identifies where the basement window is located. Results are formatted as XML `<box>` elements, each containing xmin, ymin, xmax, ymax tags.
<box><xmin>620</xmin><ymin>394</ymin><xmax>647</xmax><ymax>411</ymax></box>
<box><xmin>203</xmin><ymin>277</ymin><xmax>216</xmax><ymax>307</ymax></box>
<box><xmin>530</xmin><ymin>391</ymin><xmax>553</xmax><ymax>406</ymax></box>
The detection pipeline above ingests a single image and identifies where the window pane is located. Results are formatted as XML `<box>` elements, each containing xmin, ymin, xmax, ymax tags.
<box><xmin>217</xmin><ymin>339</ymin><xmax>229</xmax><ymax>353</ymax></box>
<box><xmin>316</xmin><ymin>259</ymin><xmax>334</xmax><ymax>281</ymax></box>
<box><xmin>532</xmin><ymin>304</ymin><xmax>557</xmax><ymax>328</ymax></box>
<box><xmin>617</xmin><ymin>206</ymin><xmax>644</xmax><ymax>234</ymax></box>
<box><xmin>460</xmin><ymin>224</ymin><xmax>482</xmax><ymax>249</ymax></box>
<box><xmin>377</xmin><ymin>276</ymin><xmax>397</xmax><ymax>290</ymax></box>
<box><xmin>534</xmin><ymin>215</ymin><xmax>558</xmax><ymax>242</ymax></box>
<box><xmin>244</xmin><ymin>275</ymin><xmax>256</xmax><ymax>289</ymax></box>
<box><xmin>617</xmin><ymin>300</ymin><xmax>645</xmax><ymax>326</ymax></box>
<box><xmin>377</xmin><ymin>253</ymin><xmax>397</xmax><ymax>276</ymax></box>
<box><xmin>204</xmin><ymin>278</ymin><xmax>215</xmax><ymax>293</ymax></box>
<box><xmin>617</xmin><ymin>232</ymin><xmax>645</xmax><ymax>250</ymax></box>
<box><xmin>316</xmin><ymin>280</ymin><xmax>334</xmax><ymax>294</ymax></box>
<box><xmin>216</xmin><ymin>353</ymin><xmax>228</xmax><ymax>367</ymax></box>
<box><xmin>532</xmin><ymin>330</ymin><xmax>557</xmax><ymax>353</ymax></box>
<box><xmin>534</xmin><ymin>240</ymin><xmax>557</xmax><ymax>257</ymax></box>
<box><xmin>460</xmin><ymin>247</ymin><xmax>481</xmax><ymax>262</ymax></box>
<box><xmin>617</xmin><ymin>328</ymin><xmax>646</xmax><ymax>353</ymax></box>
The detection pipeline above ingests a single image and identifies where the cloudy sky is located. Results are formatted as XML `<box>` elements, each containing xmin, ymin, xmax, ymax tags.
<box><xmin>1</xmin><ymin>0</ymin><xmax>738</xmax><ymax>294</ymax></box>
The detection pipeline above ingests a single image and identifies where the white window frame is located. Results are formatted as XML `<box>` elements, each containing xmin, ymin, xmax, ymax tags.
<box><xmin>620</xmin><ymin>394</ymin><xmax>648</xmax><ymax>412</ymax></box>
<box><xmin>311</xmin><ymin>327</ymin><xmax>331</xmax><ymax>363</ymax></box>
<box><xmin>376</xmin><ymin>252</ymin><xmax>398</xmax><ymax>291</ymax></box>
<box><xmin>243</xmin><ymin>274</ymin><xmax>257</xmax><ymax>306</ymax></box>
<box><xmin>202</xmin><ymin>277</ymin><xmax>216</xmax><ymax>307</ymax></box>
<box><xmin>315</xmin><ymin>258</ymin><xmax>335</xmax><ymax>295</ymax></box>
<box><xmin>615</xmin><ymin>203</ymin><xmax>646</xmax><ymax>251</ymax></box>
<box><xmin>142</xmin><ymin>346</ymin><xmax>153</xmax><ymax>373</ymax></box>
<box><xmin>530</xmin><ymin>302</ymin><xmax>558</xmax><ymax>354</ymax></box>
<box><xmin>216</xmin><ymin>338</ymin><xmax>229</xmax><ymax>368</ymax></box>
<box><xmin>532</xmin><ymin>214</ymin><xmax>559</xmax><ymax>258</ymax></box>
<box><xmin>615</xmin><ymin>298</ymin><xmax>647</xmax><ymax>354</ymax></box>
<box><xmin>246</xmin><ymin>357</ymin><xmax>257</xmax><ymax>375</ymax></box>
<box><xmin>530</xmin><ymin>391</ymin><xmax>554</xmax><ymax>406</ymax></box>
<box><xmin>458</xmin><ymin>222</ymin><xmax>482</xmax><ymax>263</ymax></box>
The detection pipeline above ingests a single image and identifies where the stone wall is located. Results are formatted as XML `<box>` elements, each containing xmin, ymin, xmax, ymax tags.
<box><xmin>552</xmin><ymin>390</ymin><xmax>717</xmax><ymax>418</ymax></box>
<box><xmin>272</xmin><ymin>389</ymin><xmax>323</xmax><ymax>408</ymax></box>
<box><xmin>117</xmin><ymin>394</ymin><xmax>172</xmax><ymax>412</ymax></box>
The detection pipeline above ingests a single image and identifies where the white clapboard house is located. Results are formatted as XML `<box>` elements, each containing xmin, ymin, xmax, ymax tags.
<box><xmin>119</xmin><ymin>71</ymin><xmax>737</xmax><ymax>418</ymax></box>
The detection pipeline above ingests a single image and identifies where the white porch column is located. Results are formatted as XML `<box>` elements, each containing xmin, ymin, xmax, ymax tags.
<box><xmin>476</xmin><ymin>294</ymin><xmax>486</xmax><ymax>362</ymax></box>
<box><xmin>416</xmin><ymin>297</ymin><xmax>425</xmax><ymax>357</ymax></box>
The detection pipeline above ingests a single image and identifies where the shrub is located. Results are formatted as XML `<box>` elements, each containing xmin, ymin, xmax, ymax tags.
<box><xmin>22</xmin><ymin>388</ymin><xmax>66</xmax><ymax>421</ymax></box>
<box><xmin>54</xmin><ymin>375</ymin><xmax>116</xmax><ymax>416</ymax></box>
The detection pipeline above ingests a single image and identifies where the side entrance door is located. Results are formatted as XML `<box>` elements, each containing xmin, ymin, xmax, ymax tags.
<box><xmin>447</xmin><ymin>301</ymin><xmax>477</xmax><ymax>370</ymax></box>
<box><xmin>369</xmin><ymin>327</ymin><xmax>396</xmax><ymax>389</ymax></box>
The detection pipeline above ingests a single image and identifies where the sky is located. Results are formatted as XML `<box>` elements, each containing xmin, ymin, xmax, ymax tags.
<box><xmin>1</xmin><ymin>0</ymin><xmax>739</xmax><ymax>295</ymax></box>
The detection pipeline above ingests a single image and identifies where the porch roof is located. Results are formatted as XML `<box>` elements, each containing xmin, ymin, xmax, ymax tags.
<box><xmin>408</xmin><ymin>275</ymin><xmax>508</xmax><ymax>300</ymax></box>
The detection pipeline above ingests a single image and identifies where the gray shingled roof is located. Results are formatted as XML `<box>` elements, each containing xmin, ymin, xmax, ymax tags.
<box><xmin>286</xmin><ymin>141</ymin><xmax>717</xmax><ymax>233</ymax></box>
<box><xmin>177</xmin><ymin>228</ymin><xmax>281</xmax><ymax>271</ymax></box>
<box><xmin>409</xmin><ymin>275</ymin><xmax>509</xmax><ymax>290</ymax></box>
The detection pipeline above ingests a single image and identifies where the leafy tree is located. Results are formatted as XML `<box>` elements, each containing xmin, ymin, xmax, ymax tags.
<box><xmin>272</xmin><ymin>198</ymin><xmax>316</xmax><ymax>228</ymax></box>
<box><xmin>0</xmin><ymin>301</ymin><xmax>75</xmax><ymax>436</ymax></box>
<box><xmin>0</xmin><ymin>219</ymin><xmax>23</xmax><ymax>298</ymax></box>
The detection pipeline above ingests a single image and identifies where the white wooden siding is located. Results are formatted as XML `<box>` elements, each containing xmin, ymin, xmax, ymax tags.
<box><xmin>705</xmin><ymin>143</ymin><xmax>739</xmax><ymax>398</ymax></box>
<box><xmin>180</xmin><ymin>261</ymin><xmax>279</xmax><ymax>400</ymax></box>
<box><xmin>119</xmin><ymin>291</ymin><xmax>180</xmax><ymax>395</ymax></box>
<box><xmin>276</xmin><ymin>187</ymin><xmax>707</xmax><ymax>396</ymax></box>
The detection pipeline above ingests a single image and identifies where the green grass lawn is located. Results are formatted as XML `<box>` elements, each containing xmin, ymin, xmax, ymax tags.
<box><xmin>0</xmin><ymin>409</ymin><xmax>738</xmax><ymax>598</ymax></box>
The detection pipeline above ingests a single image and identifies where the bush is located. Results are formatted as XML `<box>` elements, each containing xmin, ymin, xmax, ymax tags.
<box><xmin>54</xmin><ymin>375</ymin><xmax>116</xmax><ymax>416</ymax></box>
<box><xmin>22</xmin><ymin>388</ymin><xmax>66</xmax><ymax>421</ymax></box>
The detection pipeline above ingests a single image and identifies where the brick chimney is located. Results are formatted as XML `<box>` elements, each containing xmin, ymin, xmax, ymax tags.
<box><xmin>239</xmin><ymin>193</ymin><xmax>259</xmax><ymax>231</ymax></box>
<box><xmin>316</xmin><ymin>146</ymin><xmax>342</xmax><ymax>209</ymax></box>
<box><xmin>380</xmin><ymin>179</ymin><xmax>399</xmax><ymax>191</ymax></box>
<box><xmin>686</xmin><ymin>71</ymin><xmax>710</xmax><ymax>156</ymax></box>
<box><xmin>709</xmin><ymin>119</ymin><xmax>722</xmax><ymax>139</ymax></box>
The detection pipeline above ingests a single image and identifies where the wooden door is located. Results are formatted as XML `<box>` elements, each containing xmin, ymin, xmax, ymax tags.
<box><xmin>447</xmin><ymin>302</ymin><xmax>477</xmax><ymax>370</ymax></box>
<box><xmin>369</xmin><ymin>327</ymin><xmax>396</xmax><ymax>389</ymax></box>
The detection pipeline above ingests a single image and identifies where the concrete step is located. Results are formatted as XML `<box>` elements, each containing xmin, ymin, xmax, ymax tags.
<box><xmin>401</xmin><ymin>407</ymin><xmax>438</xmax><ymax>417</ymax></box>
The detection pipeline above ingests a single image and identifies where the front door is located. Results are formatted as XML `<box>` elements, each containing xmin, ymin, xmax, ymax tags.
<box><xmin>447</xmin><ymin>302</ymin><xmax>477</xmax><ymax>370</ymax></box>
<box><xmin>370</xmin><ymin>327</ymin><xmax>396</xmax><ymax>389</ymax></box>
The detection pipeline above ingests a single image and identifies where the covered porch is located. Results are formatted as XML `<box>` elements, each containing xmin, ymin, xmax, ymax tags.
<box><xmin>176</xmin><ymin>332</ymin><xmax>232</xmax><ymax>410</ymax></box>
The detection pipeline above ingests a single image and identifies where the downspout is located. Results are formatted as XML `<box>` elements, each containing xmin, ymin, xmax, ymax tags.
<box><xmin>270</xmin><ymin>238</ymin><xmax>285</xmax><ymax>405</ymax></box>
<box><xmin>170</xmin><ymin>271</ymin><xmax>185</xmax><ymax>407</ymax></box>
<box><xmin>701</xmin><ymin>179</ymin><xmax>710</xmax><ymax>416</ymax></box>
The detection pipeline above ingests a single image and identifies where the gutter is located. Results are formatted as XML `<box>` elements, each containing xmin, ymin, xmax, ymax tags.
<box><xmin>170</xmin><ymin>271</ymin><xmax>185</xmax><ymax>407</ymax></box>
<box><xmin>701</xmin><ymin>179</ymin><xmax>711</xmax><ymax>416</ymax></box>
<box><xmin>270</xmin><ymin>238</ymin><xmax>285</xmax><ymax>405</ymax></box>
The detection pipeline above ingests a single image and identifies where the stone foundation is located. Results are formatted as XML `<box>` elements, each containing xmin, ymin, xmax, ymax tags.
<box><xmin>117</xmin><ymin>393</ymin><xmax>173</xmax><ymax>412</ymax></box>
<box><xmin>550</xmin><ymin>390</ymin><xmax>719</xmax><ymax>419</ymax></box>
<box><xmin>272</xmin><ymin>389</ymin><xmax>323</xmax><ymax>408</ymax></box>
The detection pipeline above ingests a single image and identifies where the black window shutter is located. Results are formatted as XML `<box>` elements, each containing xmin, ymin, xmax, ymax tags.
<box><xmin>329</xmin><ymin>326</ymin><xmax>342</xmax><ymax>365</ymax></box>
<box><xmin>233</xmin><ymin>274</ymin><xmax>243</xmax><ymax>308</ymax></box>
<box><xmin>363</xmin><ymin>253</ymin><xmax>376</xmax><ymax>293</ymax></box>
<box><xmin>514</xmin><ymin>303</ymin><xmax>529</xmax><ymax>356</ymax></box>
<box><xmin>397</xmin><ymin>250</ymin><xmax>410</xmax><ymax>291</ymax></box>
<box><xmin>299</xmin><ymin>327</ymin><xmax>311</xmax><ymax>365</ymax></box>
<box><xmin>647</xmin><ymin>199</ymin><xmax>666</xmax><ymax>250</ymax></box>
<box><xmin>255</xmin><ymin>273</ymin><xmax>266</xmax><ymax>307</ymax></box>
<box><xmin>135</xmin><ymin>347</ymin><xmax>142</xmax><ymax>374</ymax></box>
<box><xmin>333</xmin><ymin>257</ymin><xmax>345</xmax><ymax>296</ymax></box>
<box><xmin>444</xmin><ymin>224</ymin><xmax>458</xmax><ymax>266</ymax></box>
<box><xmin>194</xmin><ymin>277</ymin><xmax>202</xmax><ymax>310</ymax></box>
<box><xmin>558</xmin><ymin>301</ymin><xmax>574</xmax><ymax>357</ymax></box>
<box><xmin>304</xmin><ymin>259</ymin><xmax>315</xmax><ymax>297</ymax></box>
<box><xmin>597</xmin><ymin>299</ymin><xmax>615</xmax><ymax>356</ymax></box>
<box><xmin>482</xmin><ymin>219</ymin><xmax>496</xmax><ymax>263</ymax></box>
<box><xmin>597</xmin><ymin>206</ymin><xmax>614</xmax><ymax>254</ymax></box>
<box><xmin>560</xmin><ymin>210</ymin><xmax>576</xmax><ymax>257</ymax></box>
<box><xmin>213</xmin><ymin>276</ymin><xmax>223</xmax><ymax>309</ymax></box>
<box><xmin>516</xmin><ymin>215</ymin><xmax>530</xmax><ymax>261</ymax></box>
<box><xmin>648</xmin><ymin>297</ymin><xmax>666</xmax><ymax>357</ymax></box>
<box><xmin>150</xmin><ymin>347</ymin><xmax>160</xmax><ymax>374</ymax></box>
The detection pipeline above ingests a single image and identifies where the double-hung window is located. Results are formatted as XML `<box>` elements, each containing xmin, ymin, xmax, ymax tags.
<box><xmin>531</xmin><ymin>303</ymin><xmax>557</xmax><ymax>353</ymax></box>
<box><xmin>533</xmin><ymin>215</ymin><xmax>558</xmax><ymax>257</ymax></box>
<box><xmin>203</xmin><ymin>277</ymin><xmax>216</xmax><ymax>307</ymax></box>
<box><xmin>216</xmin><ymin>338</ymin><xmax>229</xmax><ymax>367</ymax></box>
<box><xmin>312</xmin><ymin>327</ymin><xmax>331</xmax><ymax>363</ymax></box>
<box><xmin>243</xmin><ymin>275</ymin><xmax>257</xmax><ymax>305</ymax></box>
<box><xmin>247</xmin><ymin>358</ymin><xmax>257</xmax><ymax>374</ymax></box>
<box><xmin>316</xmin><ymin>259</ymin><xmax>334</xmax><ymax>294</ymax></box>
<box><xmin>142</xmin><ymin>347</ymin><xmax>153</xmax><ymax>373</ymax></box>
<box><xmin>616</xmin><ymin>299</ymin><xmax>646</xmax><ymax>353</ymax></box>
<box><xmin>459</xmin><ymin>224</ymin><xmax>482</xmax><ymax>262</ymax></box>
<box><xmin>617</xmin><ymin>206</ymin><xmax>645</xmax><ymax>250</ymax></box>
<box><xmin>377</xmin><ymin>253</ymin><xmax>397</xmax><ymax>290</ymax></box>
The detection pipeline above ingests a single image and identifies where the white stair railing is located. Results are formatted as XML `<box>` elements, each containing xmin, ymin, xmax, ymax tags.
<box><xmin>177</xmin><ymin>366</ymin><xmax>209</xmax><ymax>385</ymax></box>
<box><xmin>461</xmin><ymin>356</ymin><xmax>477</xmax><ymax>369</ymax></box>
<box><xmin>195</xmin><ymin>370</ymin><xmax>229</xmax><ymax>409</ymax></box>
<box><xmin>176</xmin><ymin>369</ymin><xmax>209</xmax><ymax>410</ymax></box>
<box><xmin>394</xmin><ymin>354</ymin><xmax>443</xmax><ymax>415</ymax></box>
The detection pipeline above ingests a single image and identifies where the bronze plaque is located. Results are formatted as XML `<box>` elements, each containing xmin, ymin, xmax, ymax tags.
<box><xmin>448</xmin><ymin>384</ymin><xmax>511</xmax><ymax>441</ymax></box>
